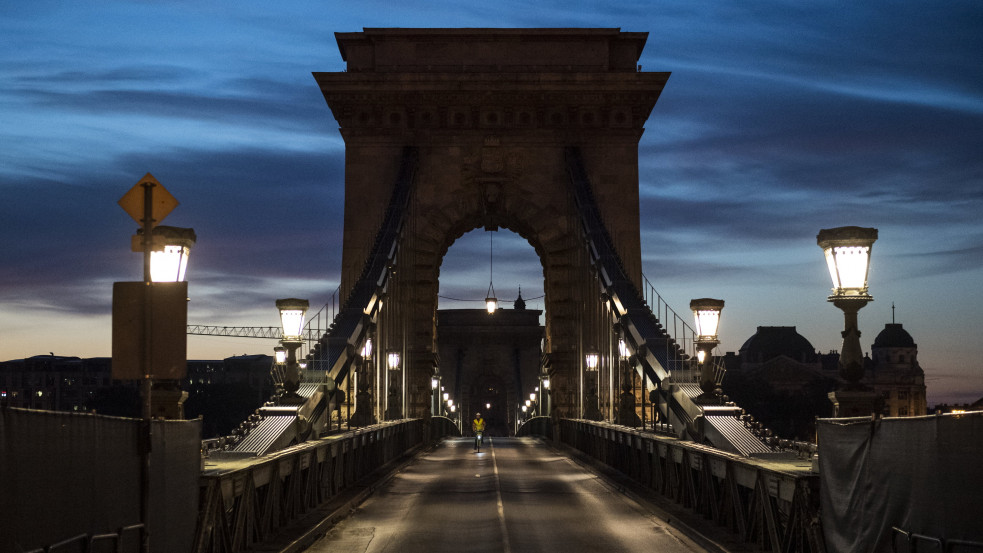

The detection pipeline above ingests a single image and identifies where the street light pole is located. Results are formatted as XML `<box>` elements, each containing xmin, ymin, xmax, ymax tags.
<box><xmin>275</xmin><ymin>298</ymin><xmax>309</xmax><ymax>403</ymax></box>
<box><xmin>690</xmin><ymin>298</ymin><xmax>724</xmax><ymax>405</ymax></box>
<box><xmin>350</xmin><ymin>337</ymin><xmax>376</xmax><ymax>426</ymax></box>
<box><xmin>584</xmin><ymin>349</ymin><xmax>601</xmax><ymax>420</ymax></box>
<box><xmin>817</xmin><ymin>226</ymin><xmax>882</xmax><ymax>416</ymax></box>
<box><xmin>386</xmin><ymin>351</ymin><xmax>401</xmax><ymax>419</ymax></box>
<box><xmin>616</xmin><ymin>337</ymin><xmax>639</xmax><ymax>426</ymax></box>
<box><xmin>114</xmin><ymin>173</ymin><xmax>193</xmax><ymax>553</ymax></box>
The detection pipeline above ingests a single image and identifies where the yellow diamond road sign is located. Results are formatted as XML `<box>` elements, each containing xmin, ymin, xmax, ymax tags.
<box><xmin>118</xmin><ymin>172</ymin><xmax>179</xmax><ymax>226</ymax></box>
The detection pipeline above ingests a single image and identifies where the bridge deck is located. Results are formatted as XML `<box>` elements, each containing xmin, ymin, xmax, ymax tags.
<box><xmin>299</xmin><ymin>437</ymin><xmax>716</xmax><ymax>553</ymax></box>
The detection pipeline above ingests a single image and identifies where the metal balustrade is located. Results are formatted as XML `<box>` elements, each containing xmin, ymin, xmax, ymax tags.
<box><xmin>193</xmin><ymin>419</ymin><xmax>425</xmax><ymax>553</ymax></box>
<box><xmin>557</xmin><ymin>419</ymin><xmax>825</xmax><ymax>553</ymax></box>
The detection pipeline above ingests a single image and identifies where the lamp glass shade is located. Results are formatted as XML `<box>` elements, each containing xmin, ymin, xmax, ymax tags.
<box><xmin>530</xmin><ymin>393</ymin><xmax>536</xmax><ymax>401</ymax></box>
<box><xmin>543</xmin><ymin>378</ymin><xmax>550</xmax><ymax>389</ymax></box>
<box><xmin>387</xmin><ymin>351</ymin><xmax>400</xmax><ymax>369</ymax></box>
<box><xmin>521</xmin><ymin>405</ymin><xmax>527</xmax><ymax>412</ymax></box>
<box><xmin>443</xmin><ymin>392</ymin><xmax>449</xmax><ymax>401</ymax></box>
<box><xmin>585</xmin><ymin>351</ymin><xmax>599</xmax><ymax>371</ymax></box>
<box><xmin>276</xmin><ymin>298</ymin><xmax>309</xmax><ymax>340</ymax></box>
<box><xmin>690</xmin><ymin>298</ymin><xmax>724</xmax><ymax>340</ymax></box>
<box><xmin>694</xmin><ymin>309</ymin><xmax>720</xmax><ymax>338</ymax></box>
<box><xmin>618</xmin><ymin>338</ymin><xmax>629</xmax><ymax>360</ymax></box>
<box><xmin>823</xmin><ymin>246</ymin><xmax>870</xmax><ymax>291</ymax></box>
<box><xmin>697</xmin><ymin>349</ymin><xmax>707</xmax><ymax>364</ymax></box>
<box><xmin>486</xmin><ymin>296</ymin><xmax>498</xmax><ymax>314</ymax></box>
<box><xmin>274</xmin><ymin>347</ymin><xmax>286</xmax><ymax>364</ymax></box>
<box><xmin>138</xmin><ymin>225</ymin><xmax>196</xmax><ymax>282</ymax></box>
<box><xmin>817</xmin><ymin>226</ymin><xmax>877</xmax><ymax>296</ymax></box>
<box><xmin>150</xmin><ymin>244</ymin><xmax>191</xmax><ymax>282</ymax></box>
<box><xmin>431</xmin><ymin>378</ymin><xmax>439</xmax><ymax>389</ymax></box>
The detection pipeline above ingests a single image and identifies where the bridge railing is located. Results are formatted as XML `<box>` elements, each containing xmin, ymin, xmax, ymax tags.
<box><xmin>300</xmin><ymin>286</ymin><xmax>340</xmax><ymax>367</ymax></box>
<box><xmin>641</xmin><ymin>273</ymin><xmax>696</xmax><ymax>364</ymax></box>
<box><xmin>516</xmin><ymin>415</ymin><xmax>553</xmax><ymax>438</ymax></box>
<box><xmin>558</xmin><ymin>419</ymin><xmax>825</xmax><ymax>553</ymax></box>
<box><xmin>195</xmin><ymin>419</ymin><xmax>424</xmax><ymax>553</ymax></box>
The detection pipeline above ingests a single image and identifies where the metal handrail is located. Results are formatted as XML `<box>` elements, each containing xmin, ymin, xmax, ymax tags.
<box><xmin>641</xmin><ymin>272</ymin><xmax>698</xmax><ymax>361</ymax></box>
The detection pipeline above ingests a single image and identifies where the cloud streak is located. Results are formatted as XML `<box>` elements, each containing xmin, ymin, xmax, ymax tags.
<box><xmin>0</xmin><ymin>0</ymin><xmax>980</xmax><ymax>403</ymax></box>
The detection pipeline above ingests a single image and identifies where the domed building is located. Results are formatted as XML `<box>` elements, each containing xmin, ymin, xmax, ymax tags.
<box><xmin>721</xmin><ymin>321</ymin><xmax>928</xmax><ymax>439</ymax></box>
<box><xmin>864</xmin><ymin>323</ymin><xmax>926</xmax><ymax>416</ymax></box>
<box><xmin>730</xmin><ymin>326</ymin><xmax>836</xmax><ymax>393</ymax></box>
<box><xmin>721</xmin><ymin>327</ymin><xmax>838</xmax><ymax>439</ymax></box>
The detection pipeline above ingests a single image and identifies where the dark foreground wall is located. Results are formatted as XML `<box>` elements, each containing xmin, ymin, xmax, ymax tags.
<box><xmin>818</xmin><ymin>412</ymin><xmax>983</xmax><ymax>552</ymax></box>
<box><xmin>0</xmin><ymin>407</ymin><xmax>201</xmax><ymax>553</ymax></box>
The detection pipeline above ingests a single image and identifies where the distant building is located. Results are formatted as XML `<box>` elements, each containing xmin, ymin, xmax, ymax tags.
<box><xmin>0</xmin><ymin>355</ymin><xmax>113</xmax><ymax>412</ymax></box>
<box><xmin>0</xmin><ymin>353</ymin><xmax>274</xmax><ymax>438</ymax></box>
<box><xmin>436</xmin><ymin>295</ymin><xmax>544</xmax><ymax>436</ymax></box>
<box><xmin>722</xmin><ymin>327</ymin><xmax>837</xmax><ymax>440</ymax></box>
<box><xmin>722</xmin><ymin>321</ymin><xmax>928</xmax><ymax>440</ymax></box>
<box><xmin>867</xmin><ymin>323</ymin><xmax>927</xmax><ymax>416</ymax></box>
<box><xmin>932</xmin><ymin>398</ymin><xmax>983</xmax><ymax>414</ymax></box>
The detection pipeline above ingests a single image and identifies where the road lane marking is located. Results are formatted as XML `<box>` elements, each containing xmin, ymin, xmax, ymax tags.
<box><xmin>490</xmin><ymin>438</ymin><xmax>512</xmax><ymax>553</ymax></box>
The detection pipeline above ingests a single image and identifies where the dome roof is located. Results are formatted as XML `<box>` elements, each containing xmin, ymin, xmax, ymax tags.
<box><xmin>873</xmin><ymin>323</ymin><xmax>916</xmax><ymax>348</ymax></box>
<box><xmin>739</xmin><ymin>326</ymin><xmax>816</xmax><ymax>362</ymax></box>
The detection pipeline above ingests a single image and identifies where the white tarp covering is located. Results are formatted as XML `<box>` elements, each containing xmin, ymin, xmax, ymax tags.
<box><xmin>818</xmin><ymin>412</ymin><xmax>983</xmax><ymax>552</ymax></box>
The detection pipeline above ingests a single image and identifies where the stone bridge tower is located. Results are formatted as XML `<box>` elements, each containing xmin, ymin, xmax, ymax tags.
<box><xmin>315</xmin><ymin>28</ymin><xmax>668</xmax><ymax>418</ymax></box>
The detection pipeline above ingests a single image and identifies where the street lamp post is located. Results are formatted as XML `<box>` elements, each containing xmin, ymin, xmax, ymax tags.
<box><xmin>113</xmin><ymin>174</ymin><xmax>194</xmax><ymax>553</ymax></box>
<box><xmin>542</xmin><ymin>376</ymin><xmax>551</xmax><ymax>417</ymax></box>
<box><xmin>583</xmin><ymin>349</ymin><xmax>602</xmax><ymax>420</ymax></box>
<box><xmin>818</xmin><ymin>226</ymin><xmax>882</xmax><ymax>416</ymax></box>
<box><xmin>690</xmin><ymin>298</ymin><xmax>724</xmax><ymax>404</ymax></box>
<box><xmin>386</xmin><ymin>351</ymin><xmax>402</xmax><ymax>419</ymax></box>
<box><xmin>431</xmin><ymin>376</ymin><xmax>439</xmax><ymax>417</ymax></box>
<box><xmin>616</xmin><ymin>336</ymin><xmax>640</xmax><ymax>426</ymax></box>
<box><xmin>275</xmin><ymin>298</ymin><xmax>308</xmax><ymax>402</ymax></box>
<box><xmin>350</xmin><ymin>337</ymin><xmax>376</xmax><ymax>426</ymax></box>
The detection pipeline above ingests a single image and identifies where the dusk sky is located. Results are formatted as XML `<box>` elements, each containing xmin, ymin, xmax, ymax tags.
<box><xmin>1</xmin><ymin>2</ymin><xmax>981</xmax><ymax>404</ymax></box>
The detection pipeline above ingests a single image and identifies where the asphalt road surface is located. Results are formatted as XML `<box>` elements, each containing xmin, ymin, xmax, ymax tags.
<box><xmin>302</xmin><ymin>436</ymin><xmax>714</xmax><ymax>552</ymax></box>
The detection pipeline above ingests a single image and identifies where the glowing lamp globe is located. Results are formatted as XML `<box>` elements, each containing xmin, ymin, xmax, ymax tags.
<box><xmin>276</xmin><ymin>298</ymin><xmax>309</xmax><ymax>341</ymax></box>
<box><xmin>690</xmin><ymin>298</ymin><xmax>725</xmax><ymax>342</ymax></box>
<box><xmin>817</xmin><ymin>226</ymin><xmax>878</xmax><ymax>299</ymax></box>
<box><xmin>585</xmin><ymin>350</ymin><xmax>599</xmax><ymax>371</ymax></box>
<box><xmin>618</xmin><ymin>338</ymin><xmax>630</xmax><ymax>360</ymax></box>
<box><xmin>135</xmin><ymin>226</ymin><xmax>196</xmax><ymax>282</ymax></box>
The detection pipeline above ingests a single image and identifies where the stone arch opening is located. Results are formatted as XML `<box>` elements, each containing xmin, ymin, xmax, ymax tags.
<box><xmin>436</xmin><ymin>226</ymin><xmax>546</xmax><ymax>436</ymax></box>
<box><xmin>401</xmin><ymin>185</ymin><xmax>585</xmax><ymax>419</ymax></box>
